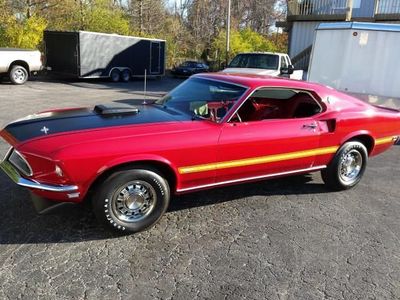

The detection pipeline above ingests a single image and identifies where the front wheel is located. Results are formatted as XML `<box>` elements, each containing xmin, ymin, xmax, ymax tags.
<box><xmin>321</xmin><ymin>141</ymin><xmax>368</xmax><ymax>191</ymax></box>
<box><xmin>93</xmin><ymin>169</ymin><xmax>170</xmax><ymax>233</ymax></box>
<box><xmin>9</xmin><ymin>65</ymin><xmax>29</xmax><ymax>85</ymax></box>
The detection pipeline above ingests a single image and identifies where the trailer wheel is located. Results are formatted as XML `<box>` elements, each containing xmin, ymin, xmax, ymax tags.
<box><xmin>121</xmin><ymin>69</ymin><xmax>131</xmax><ymax>82</ymax></box>
<box><xmin>110</xmin><ymin>69</ymin><xmax>121</xmax><ymax>82</ymax></box>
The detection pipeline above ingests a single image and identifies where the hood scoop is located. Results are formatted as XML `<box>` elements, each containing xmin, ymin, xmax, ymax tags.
<box><xmin>94</xmin><ymin>104</ymin><xmax>139</xmax><ymax>116</ymax></box>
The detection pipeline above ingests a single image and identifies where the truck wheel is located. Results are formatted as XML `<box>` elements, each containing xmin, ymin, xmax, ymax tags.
<box><xmin>9</xmin><ymin>65</ymin><xmax>29</xmax><ymax>85</ymax></box>
<box><xmin>121</xmin><ymin>70</ymin><xmax>131</xmax><ymax>82</ymax></box>
<box><xmin>110</xmin><ymin>69</ymin><xmax>121</xmax><ymax>82</ymax></box>
<box><xmin>92</xmin><ymin>168</ymin><xmax>170</xmax><ymax>233</ymax></box>
<box><xmin>321</xmin><ymin>141</ymin><xmax>368</xmax><ymax>191</ymax></box>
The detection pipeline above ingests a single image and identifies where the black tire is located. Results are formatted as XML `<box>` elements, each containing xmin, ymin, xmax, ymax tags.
<box><xmin>92</xmin><ymin>168</ymin><xmax>170</xmax><ymax>233</ymax></box>
<box><xmin>121</xmin><ymin>69</ymin><xmax>131</xmax><ymax>82</ymax></box>
<box><xmin>9</xmin><ymin>65</ymin><xmax>29</xmax><ymax>85</ymax></box>
<box><xmin>110</xmin><ymin>69</ymin><xmax>121</xmax><ymax>82</ymax></box>
<box><xmin>321</xmin><ymin>141</ymin><xmax>368</xmax><ymax>191</ymax></box>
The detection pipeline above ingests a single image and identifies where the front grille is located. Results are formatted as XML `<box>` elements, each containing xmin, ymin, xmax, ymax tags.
<box><xmin>8</xmin><ymin>149</ymin><xmax>33</xmax><ymax>176</ymax></box>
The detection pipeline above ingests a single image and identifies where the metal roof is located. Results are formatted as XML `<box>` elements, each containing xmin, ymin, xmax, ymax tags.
<box><xmin>317</xmin><ymin>22</ymin><xmax>400</xmax><ymax>32</ymax></box>
<box><xmin>44</xmin><ymin>30</ymin><xmax>166</xmax><ymax>42</ymax></box>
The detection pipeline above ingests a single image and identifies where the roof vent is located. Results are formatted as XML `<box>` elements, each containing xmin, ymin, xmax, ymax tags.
<box><xmin>94</xmin><ymin>104</ymin><xmax>139</xmax><ymax>116</ymax></box>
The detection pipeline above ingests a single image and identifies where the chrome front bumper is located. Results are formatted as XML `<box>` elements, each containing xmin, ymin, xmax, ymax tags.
<box><xmin>0</xmin><ymin>155</ymin><xmax>78</xmax><ymax>193</ymax></box>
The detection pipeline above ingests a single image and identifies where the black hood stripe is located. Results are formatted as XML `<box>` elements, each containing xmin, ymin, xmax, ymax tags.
<box><xmin>5</xmin><ymin>105</ymin><xmax>190</xmax><ymax>142</ymax></box>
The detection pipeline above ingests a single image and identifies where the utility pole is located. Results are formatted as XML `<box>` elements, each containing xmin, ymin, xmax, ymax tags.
<box><xmin>78</xmin><ymin>0</ymin><xmax>85</xmax><ymax>30</ymax></box>
<box><xmin>139</xmin><ymin>0</ymin><xmax>144</xmax><ymax>34</ymax></box>
<box><xmin>26</xmin><ymin>0</ymin><xmax>31</xmax><ymax>18</ymax></box>
<box><xmin>346</xmin><ymin>0</ymin><xmax>353</xmax><ymax>21</ymax></box>
<box><xmin>225</xmin><ymin>0</ymin><xmax>231</xmax><ymax>66</ymax></box>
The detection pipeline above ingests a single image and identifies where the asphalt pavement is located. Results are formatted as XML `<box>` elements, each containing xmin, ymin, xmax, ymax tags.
<box><xmin>0</xmin><ymin>77</ymin><xmax>399</xmax><ymax>299</ymax></box>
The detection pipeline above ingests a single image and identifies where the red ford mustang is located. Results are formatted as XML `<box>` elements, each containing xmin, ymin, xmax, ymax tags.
<box><xmin>1</xmin><ymin>73</ymin><xmax>399</xmax><ymax>233</ymax></box>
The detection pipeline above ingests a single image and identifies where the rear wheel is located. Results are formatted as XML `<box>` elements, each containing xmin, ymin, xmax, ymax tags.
<box><xmin>321</xmin><ymin>141</ymin><xmax>368</xmax><ymax>190</ymax></box>
<box><xmin>92</xmin><ymin>168</ymin><xmax>170</xmax><ymax>233</ymax></box>
<box><xmin>9</xmin><ymin>65</ymin><xmax>28</xmax><ymax>85</ymax></box>
<box><xmin>121</xmin><ymin>69</ymin><xmax>131</xmax><ymax>82</ymax></box>
<box><xmin>110</xmin><ymin>69</ymin><xmax>121</xmax><ymax>82</ymax></box>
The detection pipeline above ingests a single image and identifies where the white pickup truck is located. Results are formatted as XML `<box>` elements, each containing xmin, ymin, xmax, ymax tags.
<box><xmin>222</xmin><ymin>52</ymin><xmax>304</xmax><ymax>80</ymax></box>
<box><xmin>0</xmin><ymin>48</ymin><xmax>42</xmax><ymax>85</ymax></box>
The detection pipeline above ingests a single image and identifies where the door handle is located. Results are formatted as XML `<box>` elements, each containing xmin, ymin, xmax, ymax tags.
<box><xmin>302</xmin><ymin>123</ymin><xmax>317</xmax><ymax>130</ymax></box>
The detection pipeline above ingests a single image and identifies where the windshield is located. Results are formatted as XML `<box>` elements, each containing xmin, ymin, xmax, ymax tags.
<box><xmin>228</xmin><ymin>54</ymin><xmax>279</xmax><ymax>70</ymax></box>
<box><xmin>155</xmin><ymin>77</ymin><xmax>247</xmax><ymax>122</ymax></box>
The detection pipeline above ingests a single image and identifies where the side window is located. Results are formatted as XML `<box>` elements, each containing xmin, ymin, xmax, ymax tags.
<box><xmin>280</xmin><ymin>56</ymin><xmax>288</xmax><ymax>69</ymax></box>
<box><xmin>231</xmin><ymin>88</ymin><xmax>322</xmax><ymax>122</ymax></box>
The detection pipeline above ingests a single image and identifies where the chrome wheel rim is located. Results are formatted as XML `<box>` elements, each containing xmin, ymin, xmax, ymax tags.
<box><xmin>13</xmin><ymin>68</ymin><xmax>26</xmax><ymax>83</ymax></box>
<box><xmin>112</xmin><ymin>181</ymin><xmax>156</xmax><ymax>222</ymax></box>
<box><xmin>339</xmin><ymin>149</ymin><xmax>362</xmax><ymax>182</ymax></box>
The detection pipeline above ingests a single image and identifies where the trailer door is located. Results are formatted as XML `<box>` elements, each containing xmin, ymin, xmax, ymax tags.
<box><xmin>150</xmin><ymin>41</ymin><xmax>161</xmax><ymax>74</ymax></box>
<box><xmin>45</xmin><ymin>31</ymin><xmax>79</xmax><ymax>77</ymax></box>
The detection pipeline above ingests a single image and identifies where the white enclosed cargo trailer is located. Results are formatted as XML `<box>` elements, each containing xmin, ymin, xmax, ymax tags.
<box><xmin>308</xmin><ymin>22</ymin><xmax>400</xmax><ymax>99</ymax></box>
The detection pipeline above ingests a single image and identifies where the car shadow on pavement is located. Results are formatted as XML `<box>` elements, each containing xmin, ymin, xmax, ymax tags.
<box><xmin>0</xmin><ymin>173</ymin><xmax>328</xmax><ymax>245</ymax></box>
<box><xmin>169</xmin><ymin>174</ymin><xmax>328</xmax><ymax>213</ymax></box>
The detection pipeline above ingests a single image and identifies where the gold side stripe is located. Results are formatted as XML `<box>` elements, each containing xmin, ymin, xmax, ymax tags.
<box><xmin>375</xmin><ymin>136</ymin><xmax>398</xmax><ymax>145</ymax></box>
<box><xmin>178</xmin><ymin>146</ymin><xmax>339</xmax><ymax>175</ymax></box>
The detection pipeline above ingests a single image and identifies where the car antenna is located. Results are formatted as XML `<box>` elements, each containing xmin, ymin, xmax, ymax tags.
<box><xmin>143</xmin><ymin>69</ymin><xmax>147</xmax><ymax>105</ymax></box>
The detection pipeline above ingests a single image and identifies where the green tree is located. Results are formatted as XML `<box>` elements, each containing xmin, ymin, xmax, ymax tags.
<box><xmin>0</xmin><ymin>15</ymin><xmax>47</xmax><ymax>49</ymax></box>
<box><xmin>160</xmin><ymin>15</ymin><xmax>195</xmax><ymax>68</ymax></box>
<box><xmin>84</xmin><ymin>0</ymin><xmax>131</xmax><ymax>35</ymax></box>
<box><xmin>211</xmin><ymin>28</ymin><xmax>280</xmax><ymax>68</ymax></box>
<box><xmin>0</xmin><ymin>0</ymin><xmax>289</xmax><ymax>68</ymax></box>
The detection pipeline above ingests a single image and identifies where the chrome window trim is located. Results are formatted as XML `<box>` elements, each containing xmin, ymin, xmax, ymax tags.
<box><xmin>161</xmin><ymin>75</ymin><xmax>251</xmax><ymax>124</ymax></box>
<box><xmin>193</xmin><ymin>74</ymin><xmax>251</xmax><ymax>90</ymax></box>
<box><xmin>225</xmin><ymin>86</ymin><xmax>324</xmax><ymax>123</ymax></box>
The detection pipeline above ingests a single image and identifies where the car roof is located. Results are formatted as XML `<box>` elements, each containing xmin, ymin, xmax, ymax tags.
<box><xmin>193</xmin><ymin>72</ymin><xmax>329</xmax><ymax>93</ymax></box>
<box><xmin>234</xmin><ymin>52</ymin><xmax>287</xmax><ymax>56</ymax></box>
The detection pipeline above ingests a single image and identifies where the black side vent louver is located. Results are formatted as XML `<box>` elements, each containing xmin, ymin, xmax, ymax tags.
<box><xmin>94</xmin><ymin>104</ymin><xmax>139</xmax><ymax>116</ymax></box>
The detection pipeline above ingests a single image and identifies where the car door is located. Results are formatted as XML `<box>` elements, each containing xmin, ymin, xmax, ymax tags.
<box><xmin>215</xmin><ymin>89</ymin><xmax>324</xmax><ymax>183</ymax></box>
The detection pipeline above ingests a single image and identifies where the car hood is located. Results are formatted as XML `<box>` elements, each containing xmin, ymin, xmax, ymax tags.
<box><xmin>222</xmin><ymin>68</ymin><xmax>280</xmax><ymax>76</ymax></box>
<box><xmin>1</xmin><ymin>104</ymin><xmax>189</xmax><ymax>144</ymax></box>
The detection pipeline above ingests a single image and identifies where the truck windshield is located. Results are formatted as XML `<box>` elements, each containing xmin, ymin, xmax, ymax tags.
<box><xmin>155</xmin><ymin>77</ymin><xmax>247</xmax><ymax>122</ymax></box>
<box><xmin>228</xmin><ymin>54</ymin><xmax>279</xmax><ymax>70</ymax></box>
